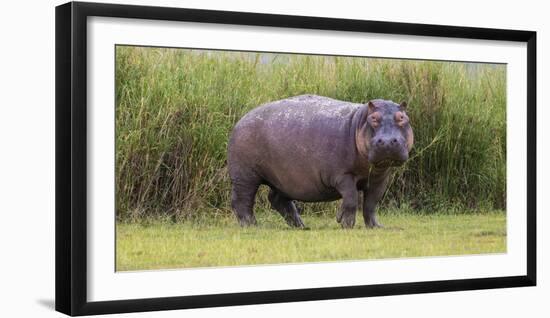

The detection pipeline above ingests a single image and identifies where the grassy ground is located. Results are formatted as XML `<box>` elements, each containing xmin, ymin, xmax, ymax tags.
<box><xmin>116</xmin><ymin>209</ymin><xmax>506</xmax><ymax>271</ymax></box>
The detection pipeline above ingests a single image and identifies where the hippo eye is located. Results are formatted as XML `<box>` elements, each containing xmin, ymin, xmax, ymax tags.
<box><xmin>394</xmin><ymin>112</ymin><xmax>407</xmax><ymax>126</ymax></box>
<box><xmin>369</xmin><ymin>115</ymin><xmax>379</xmax><ymax>128</ymax></box>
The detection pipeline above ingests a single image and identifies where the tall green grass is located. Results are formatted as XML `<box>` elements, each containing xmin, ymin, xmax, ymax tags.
<box><xmin>115</xmin><ymin>46</ymin><xmax>506</xmax><ymax>221</ymax></box>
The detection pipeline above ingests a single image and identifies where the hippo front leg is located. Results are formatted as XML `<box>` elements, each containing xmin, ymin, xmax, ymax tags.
<box><xmin>363</xmin><ymin>176</ymin><xmax>389</xmax><ymax>228</ymax></box>
<box><xmin>335</xmin><ymin>175</ymin><xmax>358</xmax><ymax>229</ymax></box>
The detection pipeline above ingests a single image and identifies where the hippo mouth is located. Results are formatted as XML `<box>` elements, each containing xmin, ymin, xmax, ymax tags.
<box><xmin>371</xmin><ymin>158</ymin><xmax>406</xmax><ymax>168</ymax></box>
<box><xmin>367</xmin><ymin>141</ymin><xmax>409</xmax><ymax>167</ymax></box>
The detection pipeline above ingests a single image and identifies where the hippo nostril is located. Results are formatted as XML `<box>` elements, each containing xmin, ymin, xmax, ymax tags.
<box><xmin>391</xmin><ymin>138</ymin><xmax>398</xmax><ymax>144</ymax></box>
<box><xmin>376</xmin><ymin>138</ymin><xmax>384</xmax><ymax>145</ymax></box>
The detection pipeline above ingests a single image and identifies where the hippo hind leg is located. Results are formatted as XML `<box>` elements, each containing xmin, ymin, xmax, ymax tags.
<box><xmin>268</xmin><ymin>188</ymin><xmax>306</xmax><ymax>229</ymax></box>
<box><xmin>230</xmin><ymin>178</ymin><xmax>260</xmax><ymax>227</ymax></box>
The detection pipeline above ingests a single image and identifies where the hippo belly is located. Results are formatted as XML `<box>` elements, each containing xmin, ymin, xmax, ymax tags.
<box><xmin>260</xmin><ymin>164</ymin><xmax>343</xmax><ymax>203</ymax></box>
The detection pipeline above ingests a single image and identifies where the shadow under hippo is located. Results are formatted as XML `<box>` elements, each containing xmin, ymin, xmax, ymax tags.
<box><xmin>227</xmin><ymin>95</ymin><xmax>414</xmax><ymax>229</ymax></box>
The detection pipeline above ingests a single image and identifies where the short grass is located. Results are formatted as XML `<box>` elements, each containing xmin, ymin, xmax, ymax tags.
<box><xmin>116</xmin><ymin>209</ymin><xmax>506</xmax><ymax>271</ymax></box>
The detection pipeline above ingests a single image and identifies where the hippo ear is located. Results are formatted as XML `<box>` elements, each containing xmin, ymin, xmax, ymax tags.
<box><xmin>367</xmin><ymin>101</ymin><xmax>376</xmax><ymax>113</ymax></box>
<box><xmin>400</xmin><ymin>101</ymin><xmax>408</xmax><ymax>110</ymax></box>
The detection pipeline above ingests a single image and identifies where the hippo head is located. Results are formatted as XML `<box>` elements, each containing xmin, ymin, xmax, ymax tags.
<box><xmin>357</xmin><ymin>99</ymin><xmax>414</xmax><ymax>167</ymax></box>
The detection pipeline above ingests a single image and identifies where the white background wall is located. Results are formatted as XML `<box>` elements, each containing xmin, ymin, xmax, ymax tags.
<box><xmin>0</xmin><ymin>0</ymin><xmax>546</xmax><ymax>317</ymax></box>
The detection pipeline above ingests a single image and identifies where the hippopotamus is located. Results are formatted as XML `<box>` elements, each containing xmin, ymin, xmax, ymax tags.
<box><xmin>227</xmin><ymin>95</ymin><xmax>413</xmax><ymax>229</ymax></box>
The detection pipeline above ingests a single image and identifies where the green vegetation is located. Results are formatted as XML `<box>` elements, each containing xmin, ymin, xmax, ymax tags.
<box><xmin>115</xmin><ymin>46</ymin><xmax>506</xmax><ymax>221</ymax></box>
<box><xmin>116</xmin><ymin>209</ymin><xmax>506</xmax><ymax>271</ymax></box>
<box><xmin>115</xmin><ymin>47</ymin><xmax>507</xmax><ymax>270</ymax></box>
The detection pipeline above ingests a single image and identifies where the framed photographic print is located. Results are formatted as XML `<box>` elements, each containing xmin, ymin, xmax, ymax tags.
<box><xmin>55</xmin><ymin>1</ymin><xmax>536</xmax><ymax>316</ymax></box>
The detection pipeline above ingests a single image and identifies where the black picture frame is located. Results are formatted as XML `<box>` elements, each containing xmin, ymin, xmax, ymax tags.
<box><xmin>55</xmin><ymin>1</ymin><xmax>537</xmax><ymax>316</ymax></box>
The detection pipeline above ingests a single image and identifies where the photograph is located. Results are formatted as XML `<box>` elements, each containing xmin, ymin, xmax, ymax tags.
<box><xmin>1</xmin><ymin>0</ymin><xmax>544</xmax><ymax>317</ymax></box>
<box><xmin>114</xmin><ymin>45</ymin><xmax>507</xmax><ymax>271</ymax></box>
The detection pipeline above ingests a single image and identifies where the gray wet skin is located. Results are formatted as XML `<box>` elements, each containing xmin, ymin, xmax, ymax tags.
<box><xmin>227</xmin><ymin>95</ymin><xmax>414</xmax><ymax>229</ymax></box>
